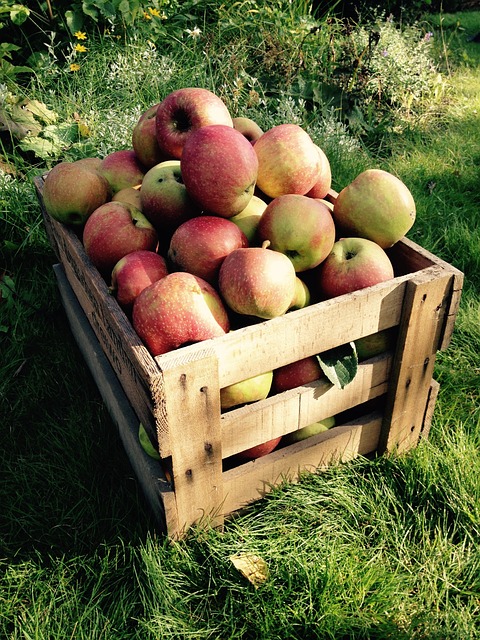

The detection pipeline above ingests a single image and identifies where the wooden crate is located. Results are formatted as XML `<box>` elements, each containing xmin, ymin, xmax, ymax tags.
<box><xmin>34</xmin><ymin>174</ymin><xmax>463</xmax><ymax>538</ymax></box>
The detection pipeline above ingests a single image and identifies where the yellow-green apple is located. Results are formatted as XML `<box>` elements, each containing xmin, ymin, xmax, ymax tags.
<box><xmin>73</xmin><ymin>157</ymin><xmax>103</xmax><ymax>172</ymax></box>
<box><xmin>333</xmin><ymin>169</ymin><xmax>416</xmax><ymax>248</ymax></box>
<box><xmin>272</xmin><ymin>356</ymin><xmax>323</xmax><ymax>393</ymax></box>
<box><xmin>220</xmin><ymin>370</ymin><xmax>273</xmax><ymax>410</ymax></box>
<box><xmin>318</xmin><ymin>237</ymin><xmax>395</xmax><ymax>299</ymax></box>
<box><xmin>181</xmin><ymin>124</ymin><xmax>258</xmax><ymax>217</ymax></box>
<box><xmin>218</xmin><ymin>244</ymin><xmax>297</xmax><ymax>319</ymax></box>
<box><xmin>132</xmin><ymin>272</ymin><xmax>230</xmax><ymax>356</ymax></box>
<box><xmin>232</xmin><ymin>116</ymin><xmax>264</xmax><ymax>144</ymax></box>
<box><xmin>229</xmin><ymin>194</ymin><xmax>267</xmax><ymax>243</ymax></box>
<box><xmin>155</xmin><ymin>87</ymin><xmax>233</xmax><ymax>159</ymax></box>
<box><xmin>97</xmin><ymin>149</ymin><xmax>146</xmax><ymax>194</ymax></box>
<box><xmin>282</xmin><ymin>416</ymin><xmax>336</xmax><ymax>445</ymax></box>
<box><xmin>82</xmin><ymin>201</ymin><xmax>158</xmax><ymax>276</ymax></box>
<box><xmin>42</xmin><ymin>161</ymin><xmax>110</xmax><ymax>226</ymax></box>
<box><xmin>132</xmin><ymin>103</ymin><xmax>172</xmax><ymax>169</ymax></box>
<box><xmin>112</xmin><ymin>186</ymin><xmax>142</xmax><ymax>210</ymax></box>
<box><xmin>289</xmin><ymin>276</ymin><xmax>311</xmax><ymax>310</ymax></box>
<box><xmin>257</xmin><ymin>194</ymin><xmax>336</xmax><ymax>272</ymax></box>
<box><xmin>305</xmin><ymin>145</ymin><xmax>332</xmax><ymax>200</ymax></box>
<box><xmin>110</xmin><ymin>250</ymin><xmax>168</xmax><ymax>313</ymax></box>
<box><xmin>355</xmin><ymin>327</ymin><xmax>397</xmax><ymax>361</ymax></box>
<box><xmin>253</xmin><ymin>123</ymin><xmax>320</xmax><ymax>198</ymax></box>
<box><xmin>168</xmin><ymin>215</ymin><xmax>248</xmax><ymax>284</ymax></box>
<box><xmin>140</xmin><ymin>160</ymin><xmax>199</xmax><ymax>233</ymax></box>
<box><xmin>236</xmin><ymin>436</ymin><xmax>282</xmax><ymax>461</ymax></box>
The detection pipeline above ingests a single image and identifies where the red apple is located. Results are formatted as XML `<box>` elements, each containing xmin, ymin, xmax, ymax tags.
<box><xmin>73</xmin><ymin>157</ymin><xmax>103</xmax><ymax>172</ymax></box>
<box><xmin>168</xmin><ymin>215</ymin><xmax>248</xmax><ymax>284</ymax></box>
<box><xmin>132</xmin><ymin>103</ymin><xmax>172</xmax><ymax>169</ymax></box>
<box><xmin>97</xmin><ymin>149</ymin><xmax>146</xmax><ymax>194</ymax></box>
<box><xmin>218</xmin><ymin>244</ymin><xmax>297</xmax><ymax>319</ymax></box>
<box><xmin>305</xmin><ymin>145</ymin><xmax>332</xmax><ymax>200</ymax></box>
<box><xmin>272</xmin><ymin>356</ymin><xmax>323</xmax><ymax>393</ymax></box>
<box><xmin>132</xmin><ymin>272</ymin><xmax>230</xmax><ymax>356</ymax></box>
<box><xmin>83</xmin><ymin>201</ymin><xmax>158</xmax><ymax>276</ymax></box>
<box><xmin>110</xmin><ymin>250</ymin><xmax>168</xmax><ymax>312</ymax></box>
<box><xmin>140</xmin><ymin>160</ymin><xmax>199</xmax><ymax>233</ymax></box>
<box><xmin>236</xmin><ymin>436</ymin><xmax>282</xmax><ymax>461</ymax></box>
<box><xmin>220</xmin><ymin>370</ymin><xmax>273</xmax><ymax>410</ymax></box>
<box><xmin>257</xmin><ymin>194</ymin><xmax>336</xmax><ymax>272</ymax></box>
<box><xmin>181</xmin><ymin>124</ymin><xmax>259</xmax><ymax>218</ymax></box>
<box><xmin>42</xmin><ymin>161</ymin><xmax>110</xmax><ymax>226</ymax></box>
<box><xmin>333</xmin><ymin>169</ymin><xmax>416</xmax><ymax>248</ymax></box>
<box><xmin>253</xmin><ymin>123</ymin><xmax>320</xmax><ymax>198</ymax></box>
<box><xmin>232</xmin><ymin>116</ymin><xmax>264</xmax><ymax>144</ymax></box>
<box><xmin>318</xmin><ymin>237</ymin><xmax>395</xmax><ymax>299</ymax></box>
<box><xmin>155</xmin><ymin>87</ymin><xmax>233</xmax><ymax>159</ymax></box>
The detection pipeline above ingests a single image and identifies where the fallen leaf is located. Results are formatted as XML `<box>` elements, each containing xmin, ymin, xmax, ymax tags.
<box><xmin>229</xmin><ymin>553</ymin><xmax>269</xmax><ymax>588</ymax></box>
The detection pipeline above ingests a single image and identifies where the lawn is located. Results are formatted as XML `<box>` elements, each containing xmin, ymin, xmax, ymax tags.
<box><xmin>1</xmin><ymin>3</ymin><xmax>479</xmax><ymax>638</ymax></box>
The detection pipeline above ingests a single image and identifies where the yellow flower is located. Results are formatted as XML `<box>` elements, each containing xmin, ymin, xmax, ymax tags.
<box><xmin>74</xmin><ymin>31</ymin><xmax>87</xmax><ymax>40</ymax></box>
<box><xmin>143</xmin><ymin>11</ymin><xmax>152</xmax><ymax>19</ymax></box>
<box><xmin>70</xmin><ymin>63</ymin><xmax>81</xmax><ymax>72</ymax></box>
<box><xmin>74</xmin><ymin>44</ymin><xmax>87</xmax><ymax>53</ymax></box>
<box><xmin>148</xmin><ymin>7</ymin><xmax>161</xmax><ymax>17</ymax></box>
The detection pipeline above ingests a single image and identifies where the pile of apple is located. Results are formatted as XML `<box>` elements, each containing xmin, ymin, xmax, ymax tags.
<box><xmin>42</xmin><ymin>87</ymin><xmax>416</xmax><ymax>461</ymax></box>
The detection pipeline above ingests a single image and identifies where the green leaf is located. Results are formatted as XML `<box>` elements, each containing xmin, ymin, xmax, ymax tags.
<box><xmin>316</xmin><ymin>342</ymin><xmax>358</xmax><ymax>390</ymax></box>
<box><xmin>138</xmin><ymin>423</ymin><xmax>160</xmax><ymax>460</ymax></box>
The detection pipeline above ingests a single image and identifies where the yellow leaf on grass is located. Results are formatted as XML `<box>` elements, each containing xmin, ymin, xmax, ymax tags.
<box><xmin>229</xmin><ymin>553</ymin><xmax>269</xmax><ymax>588</ymax></box>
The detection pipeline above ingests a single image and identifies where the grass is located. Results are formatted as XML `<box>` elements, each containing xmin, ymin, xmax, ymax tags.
<box><xmin>1</xmin><ymin>5</ymin><xmax>480</xmax><ymax>639</ymax></box>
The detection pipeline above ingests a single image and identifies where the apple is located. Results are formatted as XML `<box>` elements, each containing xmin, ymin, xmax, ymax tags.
<box><xmin>232</xmin><ymin>116</ymin><xmax>264</xmax><ymax>144</ymax></box>
<box><xmin>140</xmin><ymin>160</ymin><xmax>199</xmax><ymax>233</ymax></box>
<box><xmin>132</xmin><ymin>103</ymin><xmax>172</xmax><ymax>169</ymax></box>
<box><xmin>289</xmin><ymin>277</ymin><xmax>311</xmax><ymax>310</ymax></box>
<box><xmin>132</xmin><ymin>272</ymin><xmax>230</xmax><ymax>356</ymax></box>
<box><xmin>229</xmin><ymin>194</ymin><xmax>267</xmax><ymax>243</ymax></box>
<box><xmin>218</xmin><ymin>243</ymin><xmax>297</xmax><ymax>319</ymax></box>
<box><xmin>253</xmin><ymin>123</ymin><xmax>320</xmax><ymax>198</ymax></box>
<box><xmin>155</xmin><ymin>87</ymin><xmax>233</xmax><ymax>159</ymax></box>
<box><xmin>333</xmin><ymin>169</ymin><xmax>416</xmax><ymax>248</ymax></box>
<box><xmin>282</xmin><ymin>416</ymin><xmax>336</xmax><ymax>445</ymax></box>
<box><xmin>236</xmin><ymin>436</ymin><xmax>282</xmax><ymax>462</ymax></box>
<box><xmin>272</xmin><ymin>356</ymin><xmax>323</xmax><ymax>393</ymax></box>
<box><xmin>355</xmin><ymin>327</ymin><xmax>397</xmax><ymax>361</ymax></box>
<box><xmin>42</xmin><ymin>161</ymin><xmax>110</xmax><ymax>226</ymax></box>
<box><xmin>112</xmin><ymin>186</ymin><xmax>142</xmax><ymax>210</ymax></box>
<box><xmin>168</xmin><ymin>215</ymin><xmax>248</xmax><ymax>284</ymax></box>
<box><xmin>110</xmin><ymin>250</ymin><xmax>168</xmax><ymax>312</ymax></box>
<box><xmin>257</xmin><ymin>194</ymin><xmax>336</xmax><ymax>272</ymax></box>
<box><xmin>73</xmin><ymin>157</ymin><xmax>103</xmax><ymax>172</ymax></box>
<box><xmin>82</xmin><ymin>201</ymin><xmax>158</xmax><ymax>276</ymax></box>
<box><xmin>181</xmin><ymin>124</ymin><xmax>259</xmax><ymax>217</ymax></box>
<box><xmin>220</xmin><ymin>370</ymin><xmax>273</xmax><ymax>410</ymax></box>
<box><xmin>305</xmin><ymin>145</ymin><xmax>332</xmax><ymax>200</ymax></box>
<box><xmin>97</xmin><ymin>149</ymin><xmax>146</xmax><ymax>194</ymax></box>
<box><xmin>318</xmin><ymin>237</ymin><xmax>395</xmax><ymax>299</ymax></box>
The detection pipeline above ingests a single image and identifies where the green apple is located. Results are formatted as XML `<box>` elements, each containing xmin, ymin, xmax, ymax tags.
<box><xmin>229</xmin><ymin>195</ymin><xmax>268</xmax><ymax>243</ymax></box>
<box><xmin>220</xmin><ymin>370</ymin><xmax>273</xmax><ymax>410</ymax></box>
<box><xmin>289</xmin><ymin>277</ymin><xmax>311</xmax><ymax>310</ymax></box>
<box><xmin>355</xmin><ymin>327</ymin><xmax>397</xmax><ymax>361</ymax></box>
<box><xmin>333</xmin><ymin>169</ymin><xmax>416</xmax><ymax>248</ymax></box>
<box><xmin>282</xmin><ymin>415</ymin><xmax>336</xmax><ymax>445</ymax></box>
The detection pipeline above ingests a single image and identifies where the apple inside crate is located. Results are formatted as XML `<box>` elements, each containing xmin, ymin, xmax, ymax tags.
<box><xmin>34</xmin><ymin>174</ymin><xmax>463</xmax><ymax>539</ymax></box>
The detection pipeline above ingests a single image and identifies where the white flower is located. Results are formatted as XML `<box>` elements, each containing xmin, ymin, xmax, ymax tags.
<box><xmin>186</xmin><ymin>26</ymin><xmax>202</xmax><ymax>39</ymax></box>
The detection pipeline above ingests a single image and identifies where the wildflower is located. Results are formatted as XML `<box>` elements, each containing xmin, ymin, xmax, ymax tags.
<box><xmin>143</xmin><ymin>11</ymin><xmax>152</xmax><ymax>20</ymax></box>
<box><xmin>74</xmin><ymin>44</ymin><xmax>87</xmax><ymax>53</ymax></box>
<box><xmin>148</xmin><ymin>7</ymin><xmax>161</xmax><ymax>17</ymax></box>
<box><xmin>186</xmin><ymin>26</ymin><xmax>202</xmax><ymax>39</ymax></box>
<box><xmin>424</xmin><ymin>32</ymin><xmax>433</xmax><ymax>42</ymax></box>
<box><xmin>74</xmin><ymin>31</ymin><xmax>87</xmax><ymax>40</ymax></box>
<box><xmin>381</xmin><ymin>49</ymin><xmax>388</xmax><ymax>57</ymax></box>
<box><xmin>70</xmin><ymin>63</ymin><xmax>80</xmax><ymax>72</ymax></box>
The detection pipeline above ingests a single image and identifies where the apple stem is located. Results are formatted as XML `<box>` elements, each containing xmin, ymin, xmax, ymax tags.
<box><xmin>261</xmin><ymin>240</ymin><xmax>271</xmax><ymax>250</ymax></box>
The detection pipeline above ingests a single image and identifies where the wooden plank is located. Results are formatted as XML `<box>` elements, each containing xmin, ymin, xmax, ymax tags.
<box><xmin>158</xmin><ymin>348</ymin><xmax>224</xmax><ymax>534</ymax></box>
<box><xmin>379</xmin><ymin>271</ymin><xmax>454</xmax><ymax>454</ymax></box>
<box><xmin>419</xmin><ymin>378</ymin><xmax>440</xmax><ymax>441</ymax></box>
<box><xmin>222</xmin><ymin>413</ymin><xmax>382</xmax><ymax>515</ymax></box>
<box><xmin>221</xmin><ymin>353</ymin><xmax>392</xmax><ymax>458</ymax></box>
<box><xmin>52</xmin><ymin>264</ymin><xmax>176</xmax><ymax>535</ymax></box>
